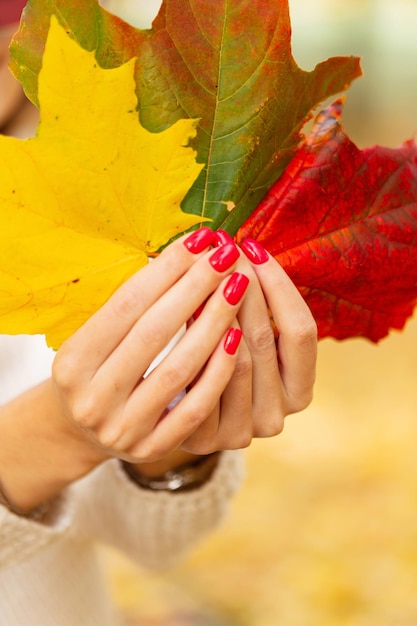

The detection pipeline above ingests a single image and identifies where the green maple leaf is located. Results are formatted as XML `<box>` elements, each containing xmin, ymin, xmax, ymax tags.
<box><xmin>10</xmin><ymin>0</ymin><xmax>361</xmax><ymax>234</ymax></box>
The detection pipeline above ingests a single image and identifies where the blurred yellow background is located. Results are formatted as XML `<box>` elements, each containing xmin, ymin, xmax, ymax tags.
<box><xmin>100</xmin><ymin>1</ymin><xmax>417</xmax><ymax>624</ymax></box>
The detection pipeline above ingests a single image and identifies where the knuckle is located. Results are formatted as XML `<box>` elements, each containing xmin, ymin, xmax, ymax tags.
<box><xmin>290</xmin><ymin>317</ymin><xmax>318</xmax><ymax>353</ymax></box>
<box><xmin>254</xmin><ymin>414</ymin><xmax>285</xmax><ymax>438</ymax></box>
<box><xmin>52</xmin><ymin>351</ymin><xmax>79</xmax><ymax>390</ymax></box>
<box><xmin>96</xmin><ymin>423</ymin><xmax>123</xmax><ymax>451</ymax></box>
<box><xmin>232</xmin><ymin>354</ymin><xmax>252</xmax><ymax>380</ymax></box>
<box><xmin>189</xmin><ymin>406</ymin><xmax>210</xmax><ymax>430</ymax></box>
<box><xmin>246</xmin><ymin>323</ymin><xmax>276</xmax><ymax>355</ymax></box>
<box><xmin>137</xmin><ymin>322</ymin><xmax>167</xmax><ymax>349</ymax></box>
<box><xmin>183</xmin><ymin>402</ymin><xmax>211</xmax><ymax>434</ymax></box>
<box><xmin>71</xmin><ymin>395</ymin><xmax>99</xmax><ymax>429</ymax></box>
<box><xmin>159</xmin><ymin>360</ymin><xmax>191</xmax><ymax>393</ymax></box>
<box><xmin>234</xmin><ymin>431</ymin><xmax>253</xmax><ymax>450</ymax></box>
<box><xmin>288</xmin><ymin>386</ymin><xmax>314</xmax><ymax>414</ymax></box>
<box><xmin>184</xmin><ymin>440</ymin><xmax>217</xmax><ymax>456</ymax></box>
<box><xmin>112</xmin><ymin>286</ymin><xmax>142</xmax><ymax>321</ymax></box>
<box><xmin>130</xmin><ymin>439</ymin><xmax>165</xmax><ymax>463</ymax></box>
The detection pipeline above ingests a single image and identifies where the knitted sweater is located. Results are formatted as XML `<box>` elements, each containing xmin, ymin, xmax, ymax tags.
<box><xmin>0</xmin><ymin>336</ymin><xmax>244</xmax><ymax>626</ymax></box>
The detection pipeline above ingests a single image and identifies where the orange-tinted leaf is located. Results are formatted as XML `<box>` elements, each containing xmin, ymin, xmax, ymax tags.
<box><xmin>237</xmin><ymin>100</ymin><xmax>417</xmax><ymax>342</ymax></box>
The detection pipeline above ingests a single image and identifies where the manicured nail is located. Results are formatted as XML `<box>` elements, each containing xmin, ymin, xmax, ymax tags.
<box><xmin>240</xmin><ymin>238</ymin><xmax>269</xmax><ymax>264</ymax></box>
<box><xmin>223</xmin><ymin>272</ymin><xmax>250</xmax><ymax>305</ymax></box>
<box><xmin>209</xmin><ymin>243</ymin><xmax>239</xmax><ymax>272</ymax></box>
<box><xmin>183</xmin><ymin>227</ymin><xmax>215</xmax><ymax>254</ymax></box>
<box><xmin>192</xmin><ymin>301</ymin><xmax>206</xmax><ymax>320</ymax></box>
<box><xmin>224</xmin><ymin>328</ymin><xmax>243</xmax><ymax>355</ymax></box>
<box><xmin>214</xmin><ymin>230</ymin><xmax>234</xmax><ymax>247</ymax></box>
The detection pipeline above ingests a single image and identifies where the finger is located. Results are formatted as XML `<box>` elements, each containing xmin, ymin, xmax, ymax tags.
<box><xmin>95</xmin><ymin>274</ymin><xmax>249</xmax><ymax>452</ymax></box>
<box><xmin>125</xmin><ymin>327</ymin><xmax>244</xmax><ymax>462</ymax></box>
<box><xmin>180</xmin><ymin>401</ymin><xmax>221</xmax><ymax>453</ymax></box>
<box><xmin>94</xmin><ymin>245</ymin><xmax>244</xmax><ymax>395</ymax></box>
<box><xmin>234</xmin><ymin>256</ymin><xmax>285</xmax><ymax>435</ymax></box>
<box><xmin>182</xmin><ymin>319</ymin><xmax>253</xmax><ymax>452</ymax></box>
<box><xmin>240</xmin><ymin>239</ymin><xmax>317</xmax><ymax>413</ymax></box>
<box><xmin>56</xmin><ymin>228</ymin><xmax>216</xmax><ymax>374</ymax></box>
<box><xmin>198</xmin><ymin>330</ymin><xmax>255</xmax><ymax>450</ymax></box>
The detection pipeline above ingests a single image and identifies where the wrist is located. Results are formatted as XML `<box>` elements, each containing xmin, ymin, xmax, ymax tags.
<box><xmin>0</xmin><ymin>379</ymin><xmax>104</xmax><ymax>513</ymax></box>
<box><xmin>0</xmin><ymin>476</ymin><xmax>51</xmax><ymax>520</ymax></box>
<box><xmin>123</xmin><ymin>452</ymin><xmax>220</xmax><ymax>493</ymax></box>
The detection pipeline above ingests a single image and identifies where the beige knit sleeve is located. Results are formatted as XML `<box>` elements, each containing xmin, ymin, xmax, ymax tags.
<box><xmin>76</xmin><ymin>450</ymin><xmax>245</xmax><ymax>570</ymax></box>
<box><xmin>0</xmin><ymin>450</ymin><xmax>244</xmax><ymax>572</ymax></box>
<box><xmin>0</xmin><ymin>492</ymin><xmax>75</xmax><ymax>570</ymax></box>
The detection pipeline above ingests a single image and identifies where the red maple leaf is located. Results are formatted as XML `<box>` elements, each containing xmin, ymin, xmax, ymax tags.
<box><xmin>237</xmin><ymin>99</ymin><xmax>417</xmax><ymax>342</ymax></box>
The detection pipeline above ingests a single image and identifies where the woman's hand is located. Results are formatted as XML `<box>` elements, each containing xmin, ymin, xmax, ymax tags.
<box><xmin>52</xmin><ymin>229</ymin><xmax>250</xmax><ymax>466</ymax></box>
<box><xmin>0</xmin><ymin>230</ymin><xmax>316</xmax><ymax>512</ymax></box>
<box><xmin>181</xmin><ymin>236</ymin><xmax>317</xmax><ymax>454</ymax></box>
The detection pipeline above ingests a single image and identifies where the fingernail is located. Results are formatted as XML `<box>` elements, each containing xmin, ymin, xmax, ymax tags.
<box><xmin>223</xmin><ymin>272</ymin><xmax>250</xmax><ymax>305</ymax></box>
<box><xmin>214</xmin><ymin>230</ymin><xmax>234</xmax><ymax>247</ymax></box>
<box><xmin>240</xmin><ymin>238</ymin><xmax>269</xmax><ymax>264</ymax></box>
<box><xmin>192</xmin><ymin>301</ymin><xmax>206</xmax><ymax>320</ymax></box>
<box><xmin>224</xmin><ymin>328</ymin><xmax>243</xmax><ymax>355</ymax></box>
<box><xmin>209</xmin><ymin>243</ymin><xmax>239</xmax><ymax>272</ymax></box>
<box><xmin>183</xmin><ymin>227</ymin><xmax>215</xmax><ymax>254</ymax></box>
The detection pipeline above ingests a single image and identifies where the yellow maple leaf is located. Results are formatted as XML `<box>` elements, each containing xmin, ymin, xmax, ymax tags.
<box><xmin>0</xmin><ymin>17</ymin><xmax>205</xmax><ymax>349</ymax></box>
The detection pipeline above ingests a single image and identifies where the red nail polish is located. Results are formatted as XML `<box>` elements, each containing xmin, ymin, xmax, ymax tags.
<box><xmin>183</xmin><ymin>227</ymin><xmax>215</xmax><ymax>254</ymax></box>
<box><xmin>192</xmin><ymin>301</ymin><xmax>206</xmax><ymax>320</ymax></box>
<box><xmin>209</xmin><ymin>243</ymin><xmax>239</xmax><ymax>272</ymax></box>
<box><xmin>214</xmin><ymin>230</ymin><xmax>234</xmax><ymax>247</ymax></box>
<box><xmin>240</xmin><ymin>238</ymin><xmax>269</xmax><ymax>264</ymax></box>
<box><xmin>224</xmin><ymin>328</ymin><xmax>243</xmax><ymax>355</ymax></box>
<box><xmin>223</xmin><ymin>272</ymin><xmax>250</xmax><ymax>305</ymax></box>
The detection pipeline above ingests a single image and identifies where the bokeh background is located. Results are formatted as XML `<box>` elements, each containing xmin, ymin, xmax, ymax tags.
<box><xmin>99</xmin><ymin>1</ymin><xmax>417</xmax><ymax>624</ymax></box>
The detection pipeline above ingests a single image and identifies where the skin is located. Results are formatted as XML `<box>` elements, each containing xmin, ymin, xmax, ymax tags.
<box><xmin>0</xmin><ymin>24</ymin><xmax>20</xmax><ymax>122</ymax></box>
<box><xmin>0</xmin><ymin>21</ymin><xmax>317</xmax><ymax>513</ymax></box>
<box><xmin>0</xmin><ymin>24</ymin><xmax>38</xmax><ymax>137</ymax></box>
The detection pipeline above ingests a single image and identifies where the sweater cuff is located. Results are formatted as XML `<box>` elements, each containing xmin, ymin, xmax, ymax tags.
<box><xmin>0</xmin><ymin>490</ymin><xmax>75</xmax><ymax>569</ymax></box>
<box><xmin>117</xmin><ymin>449</ymin><xmax>245</xmax><ymax>501</ymax></box>
<box><xmin>110</xmin><ymin>449</ymin><xmax>245</xmax><ymax>569</ymax></box>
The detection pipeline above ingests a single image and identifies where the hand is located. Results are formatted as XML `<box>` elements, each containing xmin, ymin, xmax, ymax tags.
<box><xmin>52</xmin><ymin>229</ymin><xmax>250</xmax><ymax>465</ymax></box>
<box><xmin>181</xmin><ymin>236</ymin><xmax>317</xmax><ymax>454</ymax></box>
<box><xmin>0</xmin><ymin>23</ymin><xmax>25</xmax><ymax>130</ymax></box>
